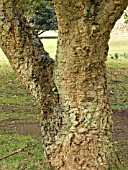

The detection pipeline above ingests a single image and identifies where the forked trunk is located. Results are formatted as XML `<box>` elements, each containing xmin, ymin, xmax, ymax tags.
<box><xmin>0</xmin><ymin>0</ymin><xmax>127</xmax><ymax>170</ymax></box>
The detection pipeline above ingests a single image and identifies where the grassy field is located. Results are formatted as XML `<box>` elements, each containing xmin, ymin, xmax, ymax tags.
<box><xmin>0</xmin><ymin>35</ymin><xmax>128</xmax><ymax>169</ymax></box>
<box><xmin>109</xmin><ymin>35</ymin><xmax>128</xmax><ymax>54</ymax></box>
<box><xmin>107</xmin><ymin>59</ymin><xmax>128</xmax><ymax>110</ymax></box>
<box><xmin>0</xmin><ymin>49</ymin><xmax>45</xmax><ymax>169</ymax></box>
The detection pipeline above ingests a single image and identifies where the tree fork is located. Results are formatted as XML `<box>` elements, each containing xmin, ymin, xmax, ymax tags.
<box><xmin>0</xmin><ymin>0</ymin><xmax>128</xmax><ymax>169</ymax></box>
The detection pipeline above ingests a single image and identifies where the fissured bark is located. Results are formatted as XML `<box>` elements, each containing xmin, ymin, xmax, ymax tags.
<box><xmin>0</xmin><ymin>0</ymin><xmax>127</xmax><ymax>169</ymax></box>
<box><xmin>51</xmin><ymin>1</ymin><xmax>127</xmax><ymax>169</ymax></box>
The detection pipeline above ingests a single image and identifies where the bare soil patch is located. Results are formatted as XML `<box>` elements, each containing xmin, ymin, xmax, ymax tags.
<box><xmin>0</xmin><ymin>118</ymin><xmax>41</xmax><ymax>137</ymax></box>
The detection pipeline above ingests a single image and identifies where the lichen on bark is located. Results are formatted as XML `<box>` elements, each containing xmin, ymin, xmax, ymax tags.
<box><xmin>0</xmin><ymin>0</ymin><xmax>128</xmax><ymax>169</ymax></box>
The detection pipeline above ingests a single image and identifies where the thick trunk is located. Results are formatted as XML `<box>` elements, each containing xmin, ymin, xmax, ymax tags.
<box><xmin>53</xmin><ymin>37</ymin><xmax>112</xmax><ymax>169</ymax></box>
<box><xmin>52</xmin><ymin>13</ymin><xmax>112</xmax><ymax>170</ymax></box>
<box><xmin>0</xmin><ymin>0</ymin><xmax>128</xmax><ymax>170</ymax></box>
<box><xmin>50</xmin><ymin>1</ymin><xmax>128</xmax><ymax>169</ymax></box>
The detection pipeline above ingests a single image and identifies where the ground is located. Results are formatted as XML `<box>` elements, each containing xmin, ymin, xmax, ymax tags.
<box><xmin>113</xmin><ymin>110</ymin><xmax>128</xmax><ymax>166</ymax></box>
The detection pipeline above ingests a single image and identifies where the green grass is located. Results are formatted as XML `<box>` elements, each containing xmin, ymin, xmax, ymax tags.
<box><xmin>108</xmin><ymin>35</ymin><xmax>128</xmax><ymax>59</ymax></box>
<box><xmin>0</xmin><ymin>49</ymin><xmax>40</xmax><ymax>120</ymax></box>
<box><xmin>106</xmin><ymin>59</ymin><xmax>128</xmax><ymax>110</ymax></box>
<box><xmin>0</xmin><ymin>49</ymin><xmax>49</xmax><ymax>169</ymax></box>
<box><xmin>0</xmin><ymin>35</ymin><xmax>128</xmax><ymax>169</ymax></box>
<box><xmin>108</xmin><ymin>36</ymin><xmax>128</xmax><ymax>55</ymax></box>
<box><xmin>0</xmin><ymin>135</ymin><xmax>49</xmax><ymax>170</ymax></box>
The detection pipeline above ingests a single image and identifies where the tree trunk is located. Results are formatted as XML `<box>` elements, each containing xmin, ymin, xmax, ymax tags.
<box><xmin>51</xmin><ymin>1</ymin><xmax>127</xmax><ymax>169</ymax></box>
<box><xmin>0</xmin><ymin>0</ymin><xmax>127</xmax><ymax>170</ymax></box>
<box><xmin>0</xmin><ymin>0</ymin><xmax>61</xmax><ymax>149</ymax></box>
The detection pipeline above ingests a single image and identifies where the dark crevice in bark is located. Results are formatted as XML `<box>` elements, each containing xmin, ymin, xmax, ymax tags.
<box><xmin>1</xmin><ymin>0</ymin><xmax>128</xmax><ymax>169</ymax></box>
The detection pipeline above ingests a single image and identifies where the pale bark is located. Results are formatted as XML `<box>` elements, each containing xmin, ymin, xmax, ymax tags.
<box><xmin>0</xmin><ymin>0</ymin><xmax>128</xmax><ymax>170</ymax></box>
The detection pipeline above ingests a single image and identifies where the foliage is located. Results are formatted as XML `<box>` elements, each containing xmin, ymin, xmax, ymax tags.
<box><xmin>109</xmin><ymin>53</ymin><xmax>128</xmax><ymax>59</ymax></box>
<box><xmin>22</xmin><ymin>0</ymin><xmax>57</xmax><ymax>32</ymax></box>
<box><xmin>124</xmin><ymin>8</ymin><xmax>128</xmax><ymax>25</ymax></box>
<box><xmin>29</xmin><ymin>2</ymin><xmax>57</xmax><ymax>31</ymax></box>
<box><xmin>22</xmin><ymin>0</ymin><xmax>44</xmax><ymax>18</ymax></box>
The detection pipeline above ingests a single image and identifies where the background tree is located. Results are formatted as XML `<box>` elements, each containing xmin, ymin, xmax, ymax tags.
<box><xmin>22</xmin><ymin>0</ymin><xmax>43</xmax><ymax>18</ymax></box>
<box><xmin>29</xmin><ymin>2</ymin><xmax>57</xmax><ymax>33</ymax></box>
<box><xmin>22</xmin><ymin>0</ymin><xmax>57</xmax><ymax>33</ymax></box>
<box><xmin>0</xmin><ymin>0</ymin><xmax>127</xmax><ymax>169</ymax></box>
<box><xmin>124</xmin><ymin>8</ymin><xmax>128</xmax><ymax>24</ymax></box>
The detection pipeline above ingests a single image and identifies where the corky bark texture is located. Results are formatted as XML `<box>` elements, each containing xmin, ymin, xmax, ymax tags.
<box><xmin>0</xmin><ymin>0</ymin><xmax>128</xmax><ymax>169</ymax></box>
<box><xmin>0</xmin><ymin>0</ymin><xmax>61</xmax><ymax>148</ymax></box>
<box><xmin>52</xmin><ymin>0</ymin><xmax>128</xmax><ymax>169</ymax></box>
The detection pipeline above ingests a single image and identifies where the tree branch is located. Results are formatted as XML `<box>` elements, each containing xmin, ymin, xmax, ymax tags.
<box><xmin>0</xmin><ymin>0</ymin><xmax>61</xmax><ymax>147</ymax></box>
<box><xmin>96</xmin><ymin>0</ymin><xmax>128</xmax><ymax>30</ymax></box>
<box><xmin>0</xmin><ymin>145</ymin><xmax>28</xmax><ymax>161</ymax></box>
<box><xmin>0</xmin><ymin>0</ymin><xmax>58</xmax><ymax>109</ymax></box>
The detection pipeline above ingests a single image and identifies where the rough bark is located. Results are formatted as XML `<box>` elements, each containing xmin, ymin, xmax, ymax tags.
<box><xmin>0</xmin><ymin>0</ymin><xmax>61</xmax><ymax>149</ymax></box>
<box><xmin>0</xmin><ymin>0</ymin><xmax>128</xmax><ymax>170</ymax></box>
<box><xmin>51</xmin><ymin>0</ymin><xmax>128</xmax><ymax>169</ymax></box>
